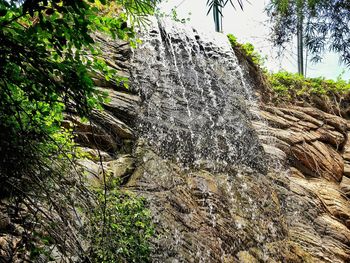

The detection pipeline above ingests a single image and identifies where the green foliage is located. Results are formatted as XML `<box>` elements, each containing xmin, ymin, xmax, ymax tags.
<box><xmin>206</xmin><ymin>0</ymin><xmax>246</xmax><ymax>31</ymax></box>
<box><xmin>0</xmin><ymin>0</ymin><xmax>159</xmax><ymax>260</ymax></box>
<box><xmin>154</xmin><ymin>6</ymin><xmax>191</xmax><ymax>24</ymax></box>
<box><xmin>269</xmin><ymin>71</ymin><xmax>350</xmax><ymax>100</ymax></box>
<box><xmin>227</xmin><ymin>33</ymin><xmax>238</xmax><ymax>46</ymax></box>
<box><xmin>266</xmin><ymin>0</ymin><xmax>350</xmax><ymax>66</ymax></box>
<box><xmin>227</xmin><ymin>34</ymin><xmax>266</xmax><ymax>67</ymax></box>
<box><xmin>170</xmin><ymin>8</ymin><xmax>190</xmax><ymax>24</ymax></box>
<box><xmin>206</xmin><ymin>0</ymin><xmax>244</xmax><ymax>16</ymax></box>
<box><xmin>0</xmin><ymin>0</ymin><xmax>158</xmax><ymax>191</ymax></box>
<box><xmin>89</xmin><ymin>179</ymin><xmax>154</xmax><ymax>263</ymax></box>
<box><xmin>227</xmin><ymin>32</ymin><xmax>350</xmax><ymax>102</ymax></box>
<box><xmin>28</xmin><ymin>231</ymin><xmax>56</xmax><ymax>261</ymax></box>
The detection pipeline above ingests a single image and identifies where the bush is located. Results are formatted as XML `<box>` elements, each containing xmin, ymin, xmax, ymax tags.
<box><xmin>268</xmin><ymin>71</ymin><xmax>350</xmax><ymax>99</ymax></box>
<box><xmin>89</xmin><ymin>179</ymin><xmax>154</xmax><ymax>263</ymax></box>
<box><xmin>227</xmin><ymin>34</ymin><xmax>266</xmax><ymax>67</ymax></box>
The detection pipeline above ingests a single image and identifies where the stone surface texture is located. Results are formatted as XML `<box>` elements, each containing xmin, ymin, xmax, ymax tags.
<box><xmin>1</xmin><ymin>27</ymin><xmax>350</xmax><ymax>263</ymax></box>
<box><xmin>251</xmin><ymin>105</ymin><xmax>350</xmax><ymax>263</ymax></box>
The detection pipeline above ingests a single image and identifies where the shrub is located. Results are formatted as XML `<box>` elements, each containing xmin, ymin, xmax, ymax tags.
<box><xmin>227</xmin><ymin>34</ymin><xmax>266</xmax><ymax>67</ymax></box>
<box><xmin>89</xmin><ymin>179</ymin><xmax>154</xmax><ymax>263</ymax></box>
<box><xmin>268</xmin><ymin>71</ymin><xmax>350</xmax><ymax>99</ymax></box>
<box><xmin>0</xmin><ymin>0</ymin><xmax>158</xmax><ymax>261</ymax></box>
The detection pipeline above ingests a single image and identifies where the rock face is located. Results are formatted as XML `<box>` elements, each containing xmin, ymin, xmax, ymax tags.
<box><xmin>2</xmin><ymin>19</ymin><xmax>350</xmax><ymax>262</ymax></box>
<box><xmin>73</xmin><ymin>19</ymin><xmax>350</xmax><ymax>262</ymax></box>
<box><xmin>257</xmin><ymin>105</ymin><xmax>347</xmax><ymax>182</ymax></box>
<box><xmin>251</xmin><ymin>104</ymin><xmax>350</xmax><ymax>262</ymax></box>
<box><xmin>127</xmin><ymin>143</ymin><xmax>289</xmax><ymax>262</ymax></box>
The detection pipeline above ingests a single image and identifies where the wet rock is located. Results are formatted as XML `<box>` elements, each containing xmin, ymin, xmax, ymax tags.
<box><xmin>91</xmin><ymin>109</ymin><xmax>134</xmax><ymax>139</ymax></box>
<box><xmin>262</xmin><ymin>143</ymin><xmax>287</xmax><ymax>164</ymax></box>
<box><xmin>0</xmin><ymin>238</ymin><xmax>20</xmax><ymax>260</ymax></box>
<box><xmin>340</xmin><ymin>176</ymin><xmax>350</xmax><ymax>198</ymax></box>
<box><xmin>92</xmin><ymin>33</ymin><xmax>131</xmax><ymax>89</ymax></box>
<box><xmin>79</xmin><ymin>154</ymin><xmax>136</xmax><ymax>187</ymax></box>
<box><xmin>290</xmin><ymin>141</ymin><xmax>343</xmax><ymax>182</ymax></box>
<box><xmin>79</xmin><ymin>147</ymin><xmax>113</xmax><ymax>162</ymax></box>
<box><xmin>254</xmin><ymin>103</ymin><xmax>350</xmax><ymax>263</ymax></box>
<box><xmin>236</xmin><ymin>250</ymin><xmax>259</xmax><ymax>263</ymax></box>
<box><xmin>105</xmin><ymin>155</ymin><xmax>136</xmax><ymax>184</ymax></box>
<box><xmin>314</xmin><ymin>214</ymin><xmax>350</xmax><ymax>248</ymax></box>
<box><xmin>291</xmin><ymin>177</ymin><xmax>350</xmax><ymax>228</ymax></box>
<box><xmin>342</xmin><ymin>132</ymin><xmax>350</xmax><ymax>177</ymax></box>
<box><xmin>0</xmin><ymin>211</ymin><xmax>10</xmax><ymax>230</ymax></box>
<box><xmin>63</xmin><ymin>115</ymin><xmax>119</xmax><ymax>153</ymax></box>
<box><xmin>0</xmin><ymin>236</ymin><xmax>18</xmax><ymax>262</ymax></box>
<box><xmin>131</xmin><ymin>18</ymin><xmax>267</xmax><ymax>174</ymax></box>
<box><xmin>52</xmin><ymin>17</ymin><xmax>350</xmax><ymax>263</ymax></box>
<box><xmin>99</xmin><ymin>88</ymin><xmax>140</xmax><ymax>123</ymax></box>
<box><xmin>78</xmin><ymin>159</ymin><xmax>104</xmax><ymax>187</ymax></box>
<box><xmin>126</xmin><ymin>144</ymin><xmax>290</xmax><ymax>262</ymax></box>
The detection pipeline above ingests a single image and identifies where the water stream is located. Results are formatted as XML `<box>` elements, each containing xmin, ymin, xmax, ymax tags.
<box><xmin>131</xmin><ymin>17</ymin><xmax>266</xmax><ymax>173</ymax></box>
<box><xmin>126</xmin><ymin>17</ymin><xmax>334</xmax><ymax>262</ymax></box>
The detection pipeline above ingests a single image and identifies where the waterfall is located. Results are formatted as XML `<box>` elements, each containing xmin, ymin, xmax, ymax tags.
<box><xmin>127</xmin><ymin>18</ymin><xmax>298</xmax><ymax>262</ymax></box>
<box><xmin>124</xmin><ymin>18</ymin><xmax>345</xmax><ymax>263</ymax></box>
<box><xmin>131</xmin><ymin>17</ymin><xmax>266</xmax><ymax>173</ymax></box>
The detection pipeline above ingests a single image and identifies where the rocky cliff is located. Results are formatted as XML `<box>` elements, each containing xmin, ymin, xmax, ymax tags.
<box><xmin>79</xmin><ymin>21</ymin><xmax>350</xmax><ymax>262</ymax></box>
<box><xmin>1</xmin><ymin>19</ymin><xmax>350</xmax><ymax>262</ymax></box>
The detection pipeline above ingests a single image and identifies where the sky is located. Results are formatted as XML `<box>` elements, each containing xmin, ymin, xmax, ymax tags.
<box><xmin>158</xmin><ymin>0</ymin><xmax>350</xmax><ymax>81</ymax></box>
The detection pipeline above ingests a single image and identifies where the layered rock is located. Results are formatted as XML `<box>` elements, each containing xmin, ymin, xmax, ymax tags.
<box><xmin>2</xmin><ymin>20</ymin><xmax>350</xmax><ymax>263</ymax></box>
<box><xmin>74</xmin><ymin>23</ymin><xmax>350</xmax><ymax>262</ymax></box>
<box><xmin>251</xmin><ymin>99</ymin><xmax>350</xmax><ymax>263</ymax></box>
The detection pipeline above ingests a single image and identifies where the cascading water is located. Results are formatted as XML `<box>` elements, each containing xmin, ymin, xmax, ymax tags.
<box><xmin>128</xmin><ymin>18</ymin><xmax>291</xmax><ymax>262</ymax></box>
<box><xmin>131</xmin><ymin>18</ymin><xmax>266</xmax><ymax>173</ymax></box>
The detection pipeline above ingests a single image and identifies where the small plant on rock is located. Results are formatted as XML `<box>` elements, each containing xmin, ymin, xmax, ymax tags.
<box><xmin>227</xmin><ymin>34</ymin><xmax>266</xmax><ymax>67</ymax></box>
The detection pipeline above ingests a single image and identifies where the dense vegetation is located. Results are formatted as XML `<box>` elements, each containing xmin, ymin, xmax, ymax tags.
<box><xmin>269</xmin><ymin>71</ymin><xmax>350</xmax><ymax>98</ymax></box>
<box><xmin>228</xmin><ymin>33</ymin><xmax>350</xmax><ymax>109</ymax></box>
<box><xmin>90</xmin><ymin>179</ymin><xmax>154</xmax><ymax>262</ymax></box>
<box><xmin>0</xmin><ymin>0</ymin><xmax>158</xmax><ymax>261</ymax></box>
<box><xmin>0</xmin><ymin>0</ymin><xmax>154</xmax><ymax>192</ymax></box>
